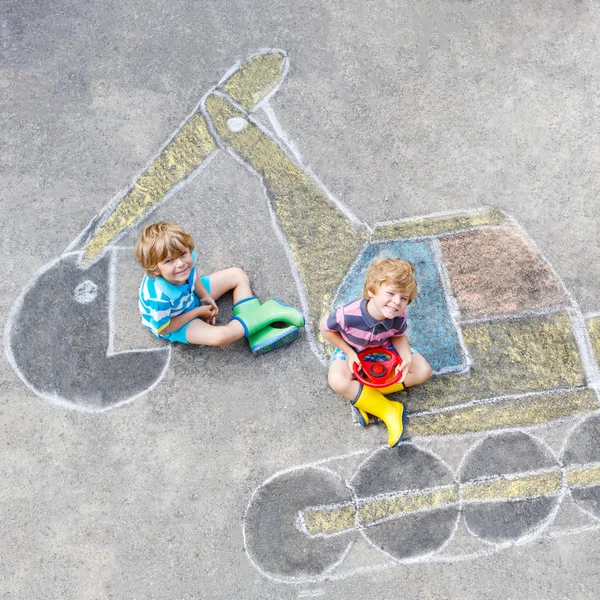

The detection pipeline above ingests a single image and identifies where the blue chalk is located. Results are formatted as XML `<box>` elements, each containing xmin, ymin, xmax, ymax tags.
<box><xmin>332</xmin><ymin>239</ymin><xmax>466</xmax><ymax>374</ymax></box>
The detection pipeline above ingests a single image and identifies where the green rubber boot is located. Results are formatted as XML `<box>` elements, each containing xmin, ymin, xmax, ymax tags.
<box><xmin>233</xmin><ymin>297</ymin><xmax>302</xmax><ymax>354</ymax></box>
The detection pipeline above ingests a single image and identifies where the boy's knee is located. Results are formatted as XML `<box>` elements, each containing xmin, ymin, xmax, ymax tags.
<box><xmin>328</xmin><ymin>368</ymin><xmax>350</xmax><ymax>394</ymax></box>
<box><xmin>417</xmin><ymin>359</ymin><xmax>433</xmax><ymax>383</ymax></box>
<box><xmin>232</xmin><ymin>267</ymin><xmax>249</xmax><ymax>286</ymax></box>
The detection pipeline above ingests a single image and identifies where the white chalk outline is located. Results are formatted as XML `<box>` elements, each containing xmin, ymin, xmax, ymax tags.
<box><xmin>3</xmin><ymin>249</ymin><xmax>171</xmax><ymax>413</ymax></box>
<box><xmin>372</xmin><ymin>205</ymin><xmax>501</xmax><ymax>229</ymax></box>
<box><xmin>245</xmin><ymin>422</ymin><xmax>600</xmax><ymax>586</ymax></box>
<box><xmin>559</xmin><ymin>413</ymin><xmax>600</xmax><ymax>524</ymax></box>
<box><xmin>430</xmin><ymin>237</ymin><xmax>471</xmax><ymax>374</ymax></box>
<box><xmin>242</xmin><ymin>462</ymin><xmax>357</xmax><ymax>586</ymax></box>
<box><xmin>409</xmin><ymin>386</ymin><xmax>588</xmax><ymax>419</ymax></box>
<box><xmin>505</xmin><ymin>215</ymin><xmax>600</xmax><ymax>396</ymax></box>
<box><xmin>66</xmin><ymin>47</ymin><xmax>288</xmax><ymax>261</ymax></box>
<box><xmin>459</xmin><ymin>305</ymin><xmax>567</xmax><ymax>326</ymax></box>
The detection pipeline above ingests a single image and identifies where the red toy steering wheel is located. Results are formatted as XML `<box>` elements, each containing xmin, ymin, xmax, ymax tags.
<box><xmin>352</xmin><ymin>348</ymin><xmax>403</xmax><ymax>389</ymax></box>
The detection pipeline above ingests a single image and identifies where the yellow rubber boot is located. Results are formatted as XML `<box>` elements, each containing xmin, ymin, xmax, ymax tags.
<box><xmin>352</xmin><ymin>385</ymin><xmax>406</xmax><ymax>447</ymax></box>
<box><xmin>355</xmin><ymin>380</ymin><xmax>404</xmax><ymax>426</ymax></box>
<box><xmin>377</xmin><ymin>381</ymin><xmax>405</xmax><ymax>395</ymax></box>
<box><xmin>354</xmin><ymin>406</ymin><xmax>370</xmax><ymax>427</ymax></box>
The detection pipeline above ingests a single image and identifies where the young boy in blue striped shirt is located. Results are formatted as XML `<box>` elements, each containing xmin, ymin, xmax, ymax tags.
<box><xmin>134</xmin><ymin>222</ymin><xmax>304</xmax><ymax>353</ymax></box>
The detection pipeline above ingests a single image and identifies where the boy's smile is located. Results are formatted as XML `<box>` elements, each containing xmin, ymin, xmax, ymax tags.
<box><xmin>154</xmin><ymin>250</ymin><xmax>193</xmax><ymax>285</ymax></box>
<box><xmin>367</xmin><ymin>283</ymin><xmax>409</xmax><ymax>321</ymax></box>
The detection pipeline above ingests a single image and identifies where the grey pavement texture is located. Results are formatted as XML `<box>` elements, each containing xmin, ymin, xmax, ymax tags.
<box><xmin>2</xmin><ymin>0</ymin><xmax>600</xmax><ymax>598</ymax></box>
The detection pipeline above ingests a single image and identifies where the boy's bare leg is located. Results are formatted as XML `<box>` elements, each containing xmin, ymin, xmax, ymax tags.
<box><xmin>207</xmin><ymin>267</ymin><xmax>252</xmax><ymax>303</ymax></box>
<box><xmin>403</xmin><ymin>353</ymin><xmax>432</xmax><ymax>387</ymax></box>
<box><xmin>328</xmin><ymin>360</ymin><xmax>361</xmax><ymax>401</ymax></box>
<box><xmin>185</xmin><ymin>318</ymin><xmax>245</xmax><ymax>346</ymax></box>
<box><xmin>182</xmin><ymin>267</ymin><xmax>251</xmax><ymax>346</ymax></box>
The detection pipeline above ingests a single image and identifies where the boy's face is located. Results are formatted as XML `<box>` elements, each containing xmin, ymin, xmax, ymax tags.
<box><xmin>366</xmin><ymin>283</ymin><xmax>410</xmax><ymax>320</ymax></box>
<box><xmin>153</xmin><ymin>249</ymin><xmax>194</xmax><ymax>285</ymax></box>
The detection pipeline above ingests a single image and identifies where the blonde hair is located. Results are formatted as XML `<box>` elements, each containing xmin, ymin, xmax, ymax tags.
<box><xmin>134</xmin><ymin>222</ymin><xmax>195</xmax><ymax>277</ymax></box>
<box><xmin>363</xmin><ymin>257</ymin><xmax>418</xmax><ymax>303</ymax></box>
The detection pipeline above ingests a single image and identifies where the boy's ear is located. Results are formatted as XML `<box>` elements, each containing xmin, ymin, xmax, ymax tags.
<box><xmin>366</xmin><ymin>286</ymin><xmax>375</xmax><ymax>298</ymax></box>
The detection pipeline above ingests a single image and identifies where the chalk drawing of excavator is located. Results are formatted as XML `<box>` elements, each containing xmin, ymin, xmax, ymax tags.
<box><xmin>5</xmin><ymin>50</ymin><xmax>600</xmax><ymax>586</ymax></box>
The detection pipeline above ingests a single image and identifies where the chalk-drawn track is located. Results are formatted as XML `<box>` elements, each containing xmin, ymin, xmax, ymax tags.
<box><xmin>244</xmin><ymin>414</ymin><xmax>600</xmax><ymax>585</ymax></box>
<box><xmin>242</xmin><ymin>200</ymin><xmax>600</xmax><ymax>586</ymax></box>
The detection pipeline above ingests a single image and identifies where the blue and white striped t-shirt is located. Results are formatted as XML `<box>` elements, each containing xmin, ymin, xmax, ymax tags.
<box><xmin>138</xmin><ymin>250</ymin><xmax>198</xmax><ymax>336</ymax></box>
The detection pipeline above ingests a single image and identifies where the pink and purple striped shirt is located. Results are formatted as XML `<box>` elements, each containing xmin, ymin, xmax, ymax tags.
<box><xmin>323</xmin><ymin>299</ymin><xmax>407</xmax><ymax>351</ymax></box>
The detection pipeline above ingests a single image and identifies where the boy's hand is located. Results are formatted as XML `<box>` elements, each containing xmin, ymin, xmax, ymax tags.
<box><xmin>201</xmin><ymin>296</ymin><xmax>218</xmax><ymax>323</ymax></box>
<box><xmin>398</xmin><ymin>354</ymin><xmax>412</xmax><ymax>384</ymax></box>
<box><xmin>197</xmin><ymin>300</ymin><xmax>218</xmax><ymax>325</ymax></box>
<box><xmin>201</xmin><ymin>295</ymin><xmax>218</xmax><ymax>312</ymax></box>
<box><xmin>346</xmin><ymin>350</ymin><xmax>361</xmax><ymax>375</ymax></box>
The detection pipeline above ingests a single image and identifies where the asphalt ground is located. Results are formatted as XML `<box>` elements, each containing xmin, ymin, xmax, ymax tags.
<box><xmin>2</xmin><ymin>1</ymin><xmax>600</xmax><ymax>598</ymax></box>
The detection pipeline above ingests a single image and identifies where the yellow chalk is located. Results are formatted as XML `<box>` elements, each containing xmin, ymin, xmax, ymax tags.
<box><xmin>301</xmin><ymin>462</ymin><xmax>600</xmax><ymax>536</ymax></box>
<box><xmin>81</xmin><ymin>51</ymin><xmax>289</xmax><ymax>264</ymax></box>
<box><xmin>83</xmin><ymin>115</ymin><xmax>216</xmax><ymax>263</ymax></box>
<box><xmin>302</xmin><ymin>503</ymin><xmax>356</xmax><ymax>535</ymax></box>
<box><xmin>408</xmin><ymin>313</ymin><xmax>586</xmax><ymax>414</ymax></box>
<box><xmin>566</xmin><ymin>463</ymin><xmax>600</xmax><ymax>489</ymax></box>
<box><xmin>301</xmin><ymin>486</ymin><xmax>460</xmax><ymax>536</ymax></box>
<box><xmin>203</xmin><ymin>92</ymin><xmax>369</xmax><ymax>332</ymax></box>
<box><xmin>407</xmin><ymin>389</ymin><xmax>597</xmax><ymax>437</ymax></box>
<box><xmin>461</xmin><ymin>471</ymin><xmax>562</xmax><ymax>502</ymax></box>
<box><xmin>372</xmin><ymin>209</ymin><xmax>505</xmax><ymax>241</ymax></box>
<box><xmin>221</xmin><ymin>51</ymin><xmax>287</xmax><ymax>111</ymax></box>
<box><xmin>358</xmin><ymin>486</ymin><xmax>459</xmax><ymax>526</ymax></box>
<box><xmin>587</xmin><ymin>316</ymin><xmax>600</xmax><ymax>366</ymax></box>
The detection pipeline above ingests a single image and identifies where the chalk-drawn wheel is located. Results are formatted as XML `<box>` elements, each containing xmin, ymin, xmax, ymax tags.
<box><xmin>353</xmin><ymin>348</ymin><xmax>403</xmax><ymax>389</ymax></box>
<box><xmin>460</xmin><ymin>432</ymin><xmax>560</xmax><ymax>543</ymax></box>
<box><xmin>243</xmin><ymin>466</ymin><xmax>353</xmax><ymax>581</ymax></box>
<box><xmin>351</xmin><ymin>445</ymin><xmax>459</xmax><ymax>560</ymax></box>
<box><xmin>6</xmin><ymin>252</ymin><xmax>170</xmax><ymax>410</ymax></box>
<box><xmin>562</xmin><ymin>414</ymin><xmax>600</xmax><ymax>521</ymax></box>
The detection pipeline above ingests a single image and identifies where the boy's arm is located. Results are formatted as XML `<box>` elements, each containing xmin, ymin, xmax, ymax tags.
<box><xmin>160</xmin><ymin>273</ymin><xmax>217</xmax><ymax>333</ymax></box>
<box><xmin>193</xmin><ymin>272</ymin><xmax>218</xmax><ymax>325</ymax></box>
<box><xmin>141</xmin><ymin>275</ymin><xmax>215</xmax><ymax>335</ymax></box>
<box><xmin>391</xmin><ymin>335</ymin><xmax>413</xmax><ymax>384</ymax></box>
<box><xmin>320</xmin><ymin>318</ymin><xmax>360</xmax><ymax>374</ymax></box>
<box><xmin>194</xmin><ymin>274</ymin><xmax>212</xmax><ymax>302</ymax></box>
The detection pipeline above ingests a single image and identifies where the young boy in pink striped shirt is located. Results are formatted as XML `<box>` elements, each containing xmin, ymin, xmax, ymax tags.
<box><xmin>320</xmin><ymin>257</ymin><xmax>432</xmax><ymax>447</ymax></box>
